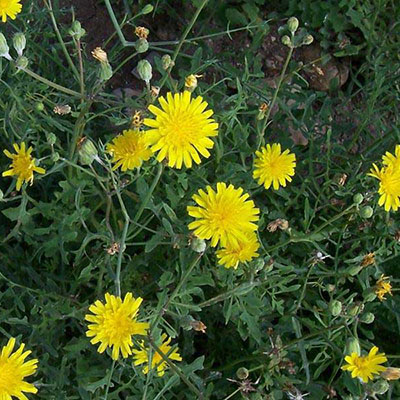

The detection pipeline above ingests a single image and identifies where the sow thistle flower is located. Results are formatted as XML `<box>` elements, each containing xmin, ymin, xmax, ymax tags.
<box><xmin>0</xmin><ymin>0</ymin><xmax>22</xmax><ymax>23</ymax></box>
<box><xmin>342</xmin><ymin>346</ymin><xmax>387</xmax><ymax>383</ymax></box>
<box><xmin>369</xmin><ymin>144</ymin><xmax>400</xmax><ymax>211</ymax></box>
<box><xmin>187</xmin><ymin>182</ymin><xmax>260</xmax><ymax>248</ymax></box>
<box><xmin>106</xmin><ymin>129</ymin><xmax>152</xmax><ymax>171</ymax></box>
<box><xmin>2</xmin><ymin>142</ymin><xmax>46</xmax><ymax>190</ymax></box>
<box><xmin>132</xmin><ymin>334</ymin><xmax>182</xmax><ymax>377</ymax></box>
<box><xmin>375</xmin><ymin>274</ymin><xmax>393</xmax><ymax>301</ymax></box>
<box><xmin>85</xmin><ymin>292</ymin><xmax>149</xmax><ymax>360</ymax></box>
<box><xmin>216</xmin><ymin>232</ymin><xmax>260</xmax><ymax>269</ymax></box>
<box><xmin>144</xmin><ymin>91</ymin><xmax>218</xmax><ymax>169</ymax></box>
<box><xmin>253</xmin><ymin>143</ymin><xmax>296</xmax><ymax>190</ymax></box>
<box><xmin>0</xmin><ymin>337</ymin><xmax>38</xmax><ymax>399</ymax></box>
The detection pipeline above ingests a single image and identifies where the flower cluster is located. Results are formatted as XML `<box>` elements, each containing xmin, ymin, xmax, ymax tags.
<box><xmin>85</xmin><ymin>293</ymin><xmax>181</xmax><ymax>376</ymax></box>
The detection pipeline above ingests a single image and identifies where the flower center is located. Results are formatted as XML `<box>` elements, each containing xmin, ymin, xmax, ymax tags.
<box><xmin>0</xmin><ymin>359</ymin><xmax>21</xmax><ymax>393</ymax></box>
<box><xmin>102</xmin><ymin>309</ymin><xmax>135</xmax><ymax>344</ymax></box>
<box><xmin>162</xmin><ymin>112</ymin><xmax>199</xmax><ymax>147</ymax></box>
<box><xmin>13</xmin><ymin>155</ymin><xmax>34</xmax><ymax>177</ymax></box>
<box><xmin>381</xmin><ymin>173</ymin><xmax>400</xmax><ymax>196</ymax></box>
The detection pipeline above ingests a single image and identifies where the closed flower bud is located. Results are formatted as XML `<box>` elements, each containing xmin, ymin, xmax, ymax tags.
<box><xmin>99</xmin><ymin>62</ymin><xmax>113</xmax><ymax>81</ymax></box>
<box><xmin>141</xmin><ymin>4</ymin><xmax>154</xmax><ymax>14</ymax></box>
<box><xmin>287</xmin><ymin>17</ymin><xmax>299</xmax><ymax>33</ymax></box>
<box><xmin>381</xmin><ymin>367</ymin><xmax>400</xmax><ymax>381</ymax></box>
<box><xmin>134</xmin><ymin>38</ymin><xmax>149</xmax><ymax>53</ymax></box>
<box><xmin>347</xmin><ymin>303</ymin><xmax>360</xmax><ymax>317</ymax></box>
<box><xmin>51</xmin><ymin>152</ymin><xmax>60</xmax><ymax>162</ymax></box>
<box><xmin>303</xmin><ymin>34</ymin><xmax>314</xmax><ymax>46</ymax></box>
<box><xmin>360</xmin><ymin>206</ymin><xmax>373</xmax><ymax>219</ymax></box>
<box><xmin>191</xmin><ymin>237</ymin><xmax>206</xmax><ymax>253</ymax></box>
<box><xmin>69</xmin><ymin>20</ymin><xmax>86</xmax><ymax>40</ymax></box>
<box><xmin>161</xmin><ymin>54</ymin><xmax>174</xmax><ymax>70</ymax></box>
<box><xmin>281</xmin><ymin>35</ymin><xmax>292</xmax><ymax>47</ymax></box>
<box><xmin>253</xmin><ymin>258</ymin><xmax>265</xmax><ymax>272</ymax></box>
<box><xmin>35</xmin><ymin>102</ymin><xmax>45</xmax><ymax>112</ymax></box>
<box><xmin>329</xmin><ymin>300</ymin><xmax>342</xmax><ymax>317</ymax></box>
<box><xmin>13</xmin><ymin>33</ymin><xmax>26</xmax><ymax>57</ymax></box>
<box><xmin>15</xmin><ymin>56</ymin><xmax>29</xmax><ymax>70</ymax></box>
<box><xmin>46</xmin><ymin>132</ymin><xmax>57</xmax><ymax>145</ymax></box>
<box><xmin>0</xmin><ymin>33</ymin><xmax>11</xmax><ymax>61</ymax></box>
<box><xmin>78</xmin><ymin>137</ymin><xmax>98</xmax><ymax>166</ymax></box>
<box><xmin>137</xmin><ymin>59</ymin><xmax>152</xmax><ymax>83</ymax></box>
<box><xmin>360</xmin><ymin>312</ymin><xmax>375</xmax><ymax>324</ymax></box>
<box><xmin>236</xmin><ymin>367</ymin><xmax>249</xmax><ymax>380</ymax></box>
<box><xmin>345</xmin><ymin>337</ymin><xmax>360</xmax><ymax>355</ymax></box>
<box><xmin>353</xmin><ymin>193</ymin><xmax>364</xmax><ymax>205</ymax></box>
<box><xmin>371</xmin><ymin>379</ymin><xmax>390</xmax><ymax>395</ymax></box>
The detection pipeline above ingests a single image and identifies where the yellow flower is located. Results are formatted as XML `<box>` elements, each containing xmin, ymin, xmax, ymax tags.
<box><xmin>0</xmin><ymin>0</ymin><xmax>22</xmax><ymax>22</ymax></box>
<box><xmin>132</xmin><ymin>334</ymin><xmax>182</xmax><ymax>377</ymax></box>
<box><xmin>382</xmin><ymin>144</ymin><xmax>400</xmax><ymax>169</ymax></box>
<box><xmin>143</xmin><ymin>91</ymin><xmax>218</xmax><ymax>169</ymax></box>
<box><xmin>85</xmin><ymin>292</ymin><xmax>149</xmax><ymax>360</ymax></box>
<box><xmin>253</xmin><ymin>143</ymin><xmax>296</xmax><ymax>190</ymax></box>
<box><xmin>2</xmin><ymin>142</ymin><xmax>46</xmax><ymax>191</ymax></box>
<box><xmin>106</xmin><ymin>129</ymin><xmax>152</xmax><ymax>171</ymax></box>
<box><xmin>375</xmin><ymin>274</ymin><xmax>393</xmax><ymax>301</ymax></box>
<box><xmin>342</xmin><ymin>346</ymin><xmax>387</xmax><ymax>383</ymax></box>
<box><xmin>216</xmin><ymin>232</ymin><xmax>260</xmax><ymax>269</ymax></box>
<box><xmin>187</xmin><ymin>182</ymin><xmax>260</xmax><ymax>248</ymax></box>
<box><xmin>0</xmin><ymin>337</ymin><xmax>38</xmax><ymax>399</ymax></box>
<box><xmin>368</xmin><ymin>164</ymin><xmax>400</xmax><ymax>211</ymax></box>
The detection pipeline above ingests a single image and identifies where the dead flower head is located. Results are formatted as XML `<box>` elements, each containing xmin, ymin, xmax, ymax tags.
<box><xmin>53</xmin><ymin>104</ymin><xmax>72</xmax><ymax>115</ymax></box>
<box><xmin>190</xmin><ymin>320</ymin><xmax>207</xmax><ymax>334</ymax></box>
<box><xmin>361</xmin><ymin>252</ymin><xmax>375</xmax><ymax>267</ymax></box>
<box><xmin>91</xmin><ymin>47</ymin><xmax>108</xmax><ymax>63</ymax></box>
<box><xmin>106</xmin><ymin>242</ymin><xmax>120</xmax><ymax>255</ymax></box>
<box><xmin>267</xmin><ymin>218</ymin><xmax>289</xmax><ymax>233</ymax></box>
<box><xmin>135</xmin><ymin>26</ymin><xmax>149</xmax><ymax>39</ymax></box>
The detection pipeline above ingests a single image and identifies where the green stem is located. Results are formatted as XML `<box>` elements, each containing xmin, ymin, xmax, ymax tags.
<box><xmin>103</xmin><ymin>360</ymin><xmax>116</xmax><ymax>399</ymax></box>
<box><xmin>258</xmin><ymin>45</ymin><xmax>294</xmax><ymax>148</ymax></box>
<box><xmin>104</xmin><ymin>0</ymin><xmax>128</xmax><ymax>46</ymax></box>
<box><xmin>21</xmin><ymin>68</ymin><xmax>82</xmax><ymax>98</ymax></box>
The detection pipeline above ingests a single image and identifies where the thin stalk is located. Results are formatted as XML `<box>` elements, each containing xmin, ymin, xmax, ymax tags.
<box><xmin>43</xmin><ymin>0</ymin><xmax>80</xmax><ymax>81</ymax></box>
<box><xmin>103</xmin><ymin>360</ymin><xmax>116</xmax><ymax>399</ymax></box>
<box><xmin>21</xmin><ymin>68</ymin><xmax>82</xmax><ymax>98</ymax></box>
<box><xmin>104</xmin><ymin>0</ymin><xmax>128</xmax><ymax>46</ymax></box>
<box><xmin>76</xmin><ymin>38</ymin><xmax>86</xmax><ymax>98</ymax></box>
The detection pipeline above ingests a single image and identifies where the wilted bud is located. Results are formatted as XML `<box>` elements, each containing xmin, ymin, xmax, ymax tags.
<box><xmin>353</xmin><ymin>193</ymin><xmax>364</xmax><ymax>205</ymax></box>
<box><xmin>53</xmin><ymin>104</ymin><xmax>72</xmax><ymax>115</ymax></box>
<box><xmin>135</xmin><ymin>38</ymin><xmax>149</xmax><ymax>54</ymax></box>
<box><xmin>190</xmin><ymin>320</ymin><xmax>207</xmax><ymax>333</ymax></box>
<box><xmin>191</xmin><ymin>237</ymin><xmax>206</xmax><ymax>253</ymax></box>
<box><xmin>141</xmin><ymin>4</ymin><xmax>154</xmax><ymax>14</ymax></box>
<box><xmin>303</xmin><ymin>34</ymin><xmax>314</xmax><ymax>46</ymax></box>
<box><xmin>0</xmin><ymin>33</ymin><xmax>11</xmax><ymax>61</ymax></box>
<box><xmin>360</xmin><ymin>206</ymin><xmax>373</xmax><ymax>219</ymax></box>
<box><xmin>381</xmin><ymin>367</ymin><xmax>400</xmax><ymax>381</ymax></box>
<box><xmin>345</xmin><ymin>337</ymin><xmax>360</xmax><ymax>356</ymax></box>
<box><xmin>360</xmin><ymin>312</ymin><xmax>375</xmax><ymax>324</ymax></box>
<box><xmin>15</xmin><ymin>56</ymin><xmax>29</xmax><ymax>70</ymax></box>
<box><xmin>257</xmin><ymin>102</ymin><xmax>268</xmax><ymax>120</ymax></box>
<box><xmin>13</xmin><ymin>33</ymin><xmax>26</xmax><ymax>57</ymax></box>
<box><xmin>361</xmin><ymin>252</ymin><xmax>375</xmax><ymax>267</ymax></box>
<box><xmin>131</xmin><ymin>110</ymin><xmax>143</xmax><ymax>129</ymax></box>
<box><xmin>236</xmin><ymin>367</ymin><xmax>249</xmax><ymax>380</ymax></box>
<box><xmin>371</xmin><ymin>380</ymin><xmax>390</xmax><ymax>395</ymax></box>
<box><xmin>78</xmin><ymin>137</ymin><xmax>98</xmax><ymax>166</ymax></box>
<box><xmin>99</xmin><ymin>62</ymin><xmax>113</xmax><ymax>81</ymax></box>
<box><xmin>46</xmin><ymin>132</ymin><xmax>57</xmax><ymax>145</ymax></box>
<box><xmin>150</xmin><ymin>85</ymin><xmax>160</xmax><ymax>98</ymax></box>
<box><xmin>287</xmin><ymin>17</ymin><xmax>299</xmax><ymax>33</ymax></box>
<box><xmin>69</xmin><ymin>20</ymin><xmax>86</xmax><ymax>40</ymax></box>
<box><xmin>91</xmin><ymin>47</ymin><xmax>108</xmax><ymax>63</ymax></box>
<box><xmin>281</xmin><ymin>35</ymin><xmax>292</xmax><ymax>47</ymax></box>
<box><xmin>185</xmin><ymin>74</ymin><xmax>201</xmax><ymax>92</ymax></box>
<box><xmin>161</xmin><ymin>54</ymin><xmax>174</xmax><ymax>70</ymax></box>
<box><xmin>135</xmin><ymin>26</ymin><xmax>149</xmax><ymax>39</ymax></box>
<box><xmin>329</xmin><ymin>300</ymin><xmax>342</xmax><ymax>317</ymax></box>
<box><xmin>137</xmin><ymin>59</ymin><xmax>152</xmax><ymax>83</ymax></box>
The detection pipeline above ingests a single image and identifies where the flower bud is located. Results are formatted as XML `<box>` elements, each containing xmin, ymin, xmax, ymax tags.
<box><xmin>134</xmin><ymin>38</ymin><xmax>149</xmax><ymax>53</ymax></box>
<box><xmin>329</xmin><ymin>300</ymin><xmax>342</xmax><ymax>317</ymax></box>
<box><xmin>150</xmin><ymin>86</ymin><xmax>160</xmax><ymax>98</ymax></box>
<box><xmin>51</xmin><ymin>152</ymin><xmax>60</xmax><ymax>162</ymax></box>
<box><xmin>303</xmin><ymin>34</ymin><xmax>314</xmax><ymax>46</ymax></box>
<box><xmin>141</xmin><ymin>4</ymin><xmax>154</xmax><ymax>14</ymax></box>
<box><xmin>347</xmin><ymin>303</ymin><xmax>360</xmax><ymax>317</ymax></box>
<box><xmin>281</xmin><ymin>35</ymin><xmax>292</xmax><ymax>47</ymax></box>
<box><xmin>35</xmin><ymin>102</ymin><xmax>45</xmax><ymax>112</ymax></box>
<box><xmin>353</xmin><ymin>193</ymin><xmax>364</xmax><ymax>205</ymax></box>
<box><xmin>360</xmin><ymin>206</ymin><xmax>373</xmax><ymax>219</ymax></box>
<box><xmin>236</xmin><ymin>367</ymin><xmax>249</xmax><ymax>380</ymax></box>
<box><xmin>185</xmin><ymin>74</ymin><xmax>200</xmax><ymax>92</ymax></box>
<box><xmin>253</xmin><ymin>258</ymin><xmax>265</xmax><ymax>272</ymax></box>
<box><xmin>69</xmin><ymin>20</ymin><xmax>86</xmax><ymax>40</ymax></box>
<box><xmin>371</xmin><ymin>379</ymin><xmax>390</xmax><ymax>395</ymax></box>
<box><xmin>137</xmin><ymin>59</ymin><xmax>152</xmax><ymax>83</ymax></box>
<box><xmin>0</xmin><ymin>33</ymin><xmax>11</xmax><ymax>61</ymax></box>
<box><xmin>78</xmin><ymin>137</ymin><xmax>98</xmax><ymax>166</ymax></box>
<box><xmin>381</xmin><ymin>367</ymin><xmax>400</xmax><ymax>381</ymax></box>
<box><xmin>191</xmin><ymin>237</ymin><xmax>206</xmax><ymax>253</ymax></box>
<box><xmin>161</xmin><ymin>54</ymin><xmax>174</xmax><ymax>70</ymax></box>
<box><xmin>345</xmin><ymin>337</ymin><xmax>360</xmax><ymax>356</ymax></box>
<box><xmin>13</xmin><ymin>33</ymin><xmax>26</xmax><ymax>57</ymax></box>
<box><xmin>287</xmin><ymin>17</ymin><xmax>299</xmax><ymax>33</ymax></box>
<box><xmin>15</xmin><ymin>56</ymin><xmax>29</xmax><ymax>71</ymax></box>
<box><xmin>46</xmin><ymin>132</ymin><xmax>57</xmax><ymax>145</ymax></box>
<box><xmin>99</xmin><ymin>62</ymin><xmax>113</xmax><ymax>81</ymax></box>
<box><xmin>360</xmin><ymin>312</ymin><xmax>375</xmax><ymax>324</ymax></box>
